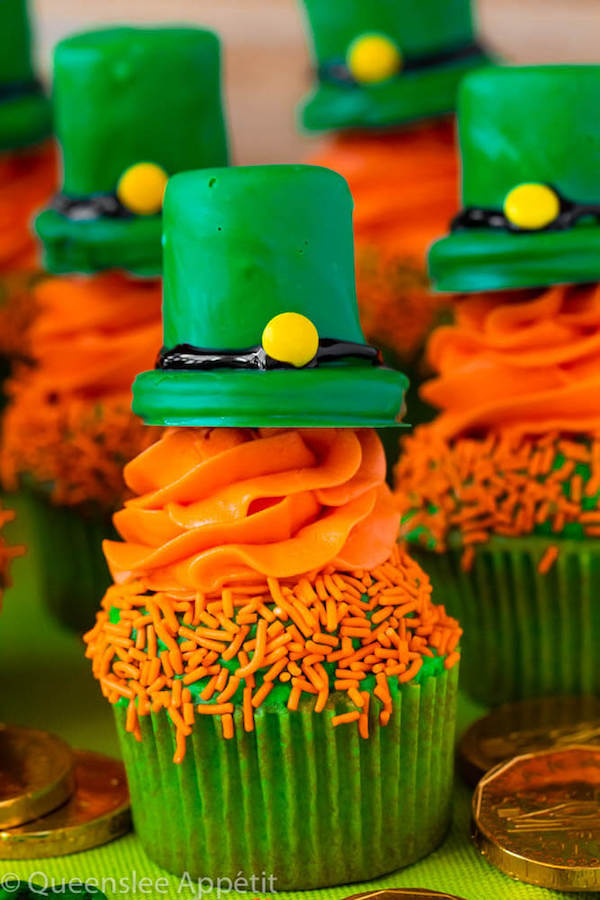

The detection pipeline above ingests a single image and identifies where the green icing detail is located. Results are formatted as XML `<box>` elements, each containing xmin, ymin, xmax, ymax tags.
<box><xmin>109</xmin><ymin>606</ymin><xmax>121</xmax><ymax>625</ymax></box>
<box><xmin>303</xmin><ymin>57</ymin><xmax>487</xmax><ymax>132</ymax></box>
<box><xmin>162</xmin><ymin>166</ymin><xmax>363</xmax><ymax>349</ymax></box>
<box><xmin>38</xmin><ymin>27</ymin><xmax>229</xmax><ymax>274</ymax></box>
<box><xmin>430</xmin><ymin>216</ymin><xmax>600</xmax><ymax>293</ymax></box>
<box><xmin>0</xmin><ymin>0</ymin><xmax>35</xmax><ymax>85</ymax></box>
<box><xmin>54</xmin><ymin>28</ymin><xmax>228</xmax><ymax>196</ymax></box>
<box><xmin>429</xmin><ymin>66</ymin><xmax>600</xmax><ymax>292</ymax></box>
<box><xmin>134</xmin><ymin>165</ymin><xmax>408</xmax><ymax>428</ymax></box>
<box><xmin>133</xmin><ymin>357</ymin><xmax>408</xmax><ymax>428</ymax></box>
<box><xmin>35</xmin><ymin>209</ymin><xmax>163</xmax><ymax>277</ymax></box>
<box><xmin>299</xmin><ymin>0</ymin><xmax>487</xmax><ymax>131</ymax></box>
<box><xmin>0</xmin><ymin>0</ymin><xmax>51</xmax><ymax>151</ymax></box>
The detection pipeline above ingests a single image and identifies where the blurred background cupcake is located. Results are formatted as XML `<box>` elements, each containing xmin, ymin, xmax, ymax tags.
<box><xmin>297</xmin><ymin>0</ymin><xmax>491</xmax><ymax>427</ymax></box>
<box><xmin>85</xmin><ymin>164</ymin><xmax>461</xmax><ymax>887</ymax></box>
<box><xmin>0</xmin><ymin>0</ymin><xmax>56</xmax><ymax>388</ymax></box>
<box><xmin>0</xmin><ymin>25</ymin><xmax>229</xmax><ymax>632</ymax></box>
<box><xmin>395</xmin><ymin>65</ymin><xmax>600</xmax><ymax>706</ymax></box>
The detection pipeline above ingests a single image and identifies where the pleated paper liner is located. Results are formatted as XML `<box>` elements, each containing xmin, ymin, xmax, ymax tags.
<box><xmin>413</xmin><ymin>535</ymin><xmax>600</xmax><ymax>707</ymax></box>
<box><xmin>115</xmin><ymin>664</ymin><xmax>458</xmax><ymax>890</ymax></box>
<box><xmin>2</xmin><ymin>489</ymin><xmax>114</xmax><ymax>633</ymax></box>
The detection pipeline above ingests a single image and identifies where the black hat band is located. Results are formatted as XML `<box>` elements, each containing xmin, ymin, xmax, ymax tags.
<box><xmin>319</xmin><ymin>40</ymin><xmax>484</xmax><ymax>88</ymax></box>
<box><xmin>157</xmin><ymin>338</ymin><xmax>382</xmax><ymax>372</ymax></box>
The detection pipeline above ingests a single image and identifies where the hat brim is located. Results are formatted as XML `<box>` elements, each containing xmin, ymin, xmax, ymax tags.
<box><xmin>300</xmin><ymin>52</ymin><xmax>489</xmax><ymax>132</ymax></box>
<box><xmin>35</xmin><ymin>208</ymin><xmax>163</xmax><ymax>277</ymax></box>
<box><xmin>429</xmin><ymin>223</ymin><xmax>600</xmax><ymax>293</ymax></box>
<box><xmin>132</xmin><ymin>365</ymin><xmax>409</xmax><ymax>428</ymax></box>
<box><xmin>0</xmin><ymin>92</ymin><xmax>52</xmax><ymax>151</ymax></box>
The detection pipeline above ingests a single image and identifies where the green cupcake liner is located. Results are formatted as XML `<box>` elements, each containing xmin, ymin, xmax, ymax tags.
<box><xmin>413</xmin><ymin>536</ymin><xmax>600</xmax><ymax>706</ymax></box>
<box><xmin>115</xmin><ymin>664</ymin><xmax>458</xmax><ymax>890</ymax></box>
<box><xmin>3</xmin><ymin>489</ymin><xmax>114</xmax><ymax>633</ymax></box>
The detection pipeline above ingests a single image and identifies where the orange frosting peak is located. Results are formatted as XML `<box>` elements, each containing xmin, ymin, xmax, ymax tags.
<box><xmin>28</xmin><ymin>271</ymin><xmax>162</xmax><ymax>400</ymax></box>
<box><xmin>421</xmin><ymin>284</ymin><xmax>600</xmax><ymax>439</ymax></box>
<box><xmin>104</xmin><ymin>427</ymin><xmax>400</xmax><ymax>592</ymax></box>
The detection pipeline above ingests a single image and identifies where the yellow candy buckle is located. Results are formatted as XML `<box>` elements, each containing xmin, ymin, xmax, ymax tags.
<box><xmin>346</xmin><ymin>33</ymin><xmax>402</xmax><ymax>85</ymax></box>
<box><xmin>262</xmin><ymin>312</ymin><xmax>319</xmax><ymax>368</ymax></box>
<box><xmin>117</xmin><ymin>162</ymin><xmax>168</xmax><ymax>216</ymax></box>
<box><xmin>503</xmin><ymin>183</ymin><xmax>560</xmax><ymax>231</ymax></box>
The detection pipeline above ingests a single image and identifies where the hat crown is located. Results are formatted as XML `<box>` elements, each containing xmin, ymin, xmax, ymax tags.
<box><xmin>162</xmin><ymin>165</ymin><xmax>366</xmax><ymax>351</ymax></box>
<box><xmin>53</xmin><ymin>27</ymin><xmax>228</xmax><ymax>197</ymax></box>
<box><xmin>0</xmin><ymin>0</ymin><xmax>35</xmax><ymax>86</ymax></box>
<box><xmin>301</xmin><ymin>0</ymin><xmax>476</xmax><ymax>62</ymax></box>
<box><xmin>460</xmin><ymin>66</ymin><xmax>600</xmax><ymax>208</ymax></box>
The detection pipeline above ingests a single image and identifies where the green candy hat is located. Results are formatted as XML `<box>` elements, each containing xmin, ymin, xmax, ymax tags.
<box><xmin>298</xmin><ymin>0</ymin><xmax>488</xmax><ymax>132</ymax></box>
<box><xmin>133</xmin><ymin>164</ymin><xmax>408</xmax><ymax>428</ymax></box>
<box><xmin>35</xmin><ymin>27</ymin><xmax>229</xmax><ymax>277</ymax></box>
<box><xmin>430</xmin><ymin>66</ymin><xmax>600</xmax><ymax>292</ymax></box>
<box><xmin>0</xmin><ymin>0</ymin><xmax>51</xmax><ymax>151</ymax></box>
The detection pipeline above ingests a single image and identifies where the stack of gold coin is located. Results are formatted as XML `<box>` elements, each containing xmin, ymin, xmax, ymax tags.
<box><xmin>472</xmin><ymin>745</ymin><xmax>600</xmax><ymax>891</ymax></box>
<box><xmin>458</xmin><ymin>695</ymin><xmax>600</xmax><ymax>786</ymax></box>
<box><xmin>0</xmin><ymin>724</ymin><xmax>74</xmax><ymax>828</ymax></box>
<box><xmin>0</xmin><ymin>724</ymin><xmax>131</xmax><ymax>859</ymax></box>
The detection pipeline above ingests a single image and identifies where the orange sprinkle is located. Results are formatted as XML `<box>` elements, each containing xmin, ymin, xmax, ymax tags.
<box><xmin>243</xmin><ymin>686</ymin><xmax>254</xmax><ymax>732</ymax></box>
<box><xmin>196</xmin><ymin>702</ymin><xmax>234</xmax><ymax>715</ymax></box>
<box><xmin>252</xmin><ymin>681</ymin><xmax>274</xmax><ymax>708</ymax></box>
<box><xmin>538</xmin><ymin>545</ymin><xmax>559</xmax><ymax>574</ymax></box>
<box><xmin>358</xmin><ymin>692</ymin><xmax>370</xmax><ymax>739</ymax></box>
<box><xmin>219</xmin><ymin>713</ymin><xmax>233</xmax><ymax>739</ymax></box>
<box><xmin>398</xmin><ymin>658</ymin><xmax>423</xmax><ymax>683</ymax></box>
<box><xmin>331</xmin><ymin>711</ymin><xmax>361</xmax><ymax>727</ymax></box>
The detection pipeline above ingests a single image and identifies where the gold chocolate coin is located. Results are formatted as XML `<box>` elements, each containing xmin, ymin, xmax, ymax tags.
<box><xmin>0</xmin><ymin>723</ymin><xmax>75</xmax><ymax>828</ymax></box>
<box><xmin>458</xmin><ymin>695</ymin><xmax>600</xmax><ymax>786</ymax></box>
<box><xmin>0</xmin><ymin>749</ymin><xmax>131</xmax><ymax>858</ymax></box>
<box><xmin>345</xmin><ymin>891</ymin><xmax>467</xmax><ymax>900</ymax></box>
<box><xmin>473</xmin><ymin>745</ymin><xmax>600</xmax><ymax>891</ymax></box>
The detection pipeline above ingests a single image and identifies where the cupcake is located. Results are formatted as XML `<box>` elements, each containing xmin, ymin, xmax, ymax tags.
<box><xmin>84</xmin><ymin>164</ymin><xmax>462</xmax><ymax>888</ymax></box>
<box><xmin>297</xmin><ymin>0</ymin><xmax>489</xmax><ymax>405</ymax></box>
<box><xmin>0</xmin><ymin>0</ymin><xmax>56</xmax><ymax>373</ymax></box>
<box><xmin>1</xmin><ymin>27</ymin><xmax>229</xmax><ymax>632</ymax></box>
<box><xmin>395</xmin><ymin>66</ymin><xmax>600</xmax><ymax>706</ymax></box>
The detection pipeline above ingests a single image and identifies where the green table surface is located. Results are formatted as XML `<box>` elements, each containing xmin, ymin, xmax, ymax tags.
<box><xmin>0</xmin><ymin>502</ymin><xmax>590</xmax><ymax>900</ymax></box>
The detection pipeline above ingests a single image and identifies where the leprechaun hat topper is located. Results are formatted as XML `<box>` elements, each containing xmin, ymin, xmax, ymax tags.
<box><xmin>298</xmin><ymin>0</ymin><xmax>489</xmax><ymax>132</ymax></box>
<box><xmin>430</xmin><ymin>66</ymin><xmax>600</xmax><ymax>292</ymax></box>
<box><xmin>133</xmin><ymin>164</ymin><xmax>408</xmax><ymax>428</ymax></box>
<box><xmin>0</xmin><ymin>0</ymin><xmax>52</xmax><ymax>151</ymax></box>
<box><xmin>35</xmin><ymin>27</ymin><xmax>229</xmax><ymax>277</ymax></box>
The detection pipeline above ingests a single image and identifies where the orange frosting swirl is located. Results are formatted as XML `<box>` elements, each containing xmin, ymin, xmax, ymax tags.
<box><xmin>26</xmin><ymin>271</ymin><xmax>162</xmax><ymax>399</ymax></box>
<box><xmin>0</xmin><ymin>271</ymin><xmax>162</xmax><ymax>510</ymax></box>
<box><xmin>103</xmin><ymin>427</ymin><xmax>400</xmax><ymax>593</ymax></box>
<box><xmin>309</xmin><ymin>119</ymin><xmax>458</xmax><ymax>268</ymax></box>
<box><xmin>421</xmin><ymin>284</ymin><xmax>600</xmax><ymax>439</ymax></box>
<box><xmin>0</xmin><ymin>141</ymin><xmax>57</xmax><ymax>272</ymax></box>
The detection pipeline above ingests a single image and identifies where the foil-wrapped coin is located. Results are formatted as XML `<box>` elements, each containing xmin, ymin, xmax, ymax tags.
<box><xmin>345</xmin><ymin>891</ymin><xmax>467</xmax><ymax>900</ymax></box>
<box><xmin>473</xmin><ymin>745</ymin><xmax>600</xmax><ymax>891</ymax></box>
<box><xmin>458</xmin><ymin>695</ymin><xmax>600</xmax><ymax>786</ymax></box>
<box><xmin>0</xmin><ymin>749</ymin><xmax>131</xmax><ymax>858</ymax></box>
<box><xmin>0</xmin><ymin>723</ymin><xmax>75</xmax><ymax>828</ymax></box>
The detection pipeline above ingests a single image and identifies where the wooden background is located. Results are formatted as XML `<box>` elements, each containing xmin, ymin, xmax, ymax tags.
<box><xmin>31</xmin><ymin>0</ymin><xmax>600</xmax><ymax>165</ymax></box>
